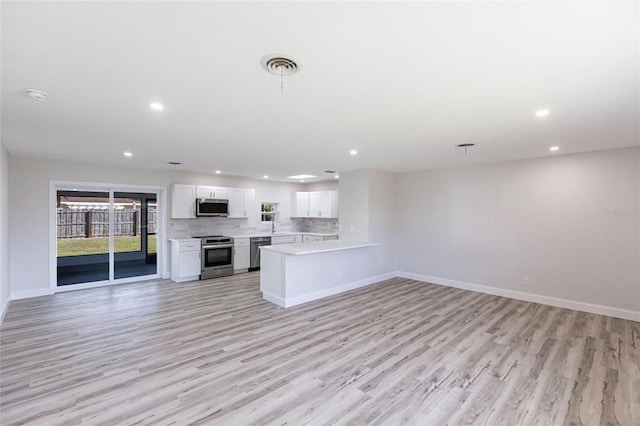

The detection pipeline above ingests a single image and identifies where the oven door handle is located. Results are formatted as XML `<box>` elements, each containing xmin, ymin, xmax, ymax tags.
<box><xmin>202</xmin><ymin>244</ymin><xmax>234</xmax><ymax>249</ymax></box>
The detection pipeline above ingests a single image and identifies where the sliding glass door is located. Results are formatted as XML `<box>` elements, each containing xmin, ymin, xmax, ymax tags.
<box><xmin>113</xmin><ymin>192</ymin><xmax>158</xmax><ymax>280</ymax></box>
<box><xmin>55</xmin><ymin>187</ymin><xmax>161</xmax><ymax>287</ymax></box>
<box><xmin>56</xmin><ymin>191</ymin><xmax>111</xmax><ymax>285</ymax></box>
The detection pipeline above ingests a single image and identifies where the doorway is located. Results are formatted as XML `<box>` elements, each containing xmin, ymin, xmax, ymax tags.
<box><xmin>55</xmin><ymin>187</ymin><xmax>162</xmax><ymax>287</ymax></box>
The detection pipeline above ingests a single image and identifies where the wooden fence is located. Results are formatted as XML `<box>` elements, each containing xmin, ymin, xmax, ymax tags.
<box><xmin>57</xmin><ymin>209</ymin><xmax>157</xmax><ymax>238</ymax></box>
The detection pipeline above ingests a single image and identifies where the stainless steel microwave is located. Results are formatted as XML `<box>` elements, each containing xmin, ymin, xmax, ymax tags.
<box><xmin>196</xmin><ymin>198</ymin><xmax>229</xmax><ymax>217</ymax></box>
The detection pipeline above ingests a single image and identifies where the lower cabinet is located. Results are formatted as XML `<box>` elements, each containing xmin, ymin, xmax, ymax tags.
<box><xmin>170</xmin><ymin>239</ymin><xmax>201</xmax><ymax>282</ymax></box>
<box><xmin>271</xmin><ymin>234</ymin><xmax>298</xmax><ymax>245</ymax></box>
<box><xmin>233</xmin><ymin>238</ymin><xmax>250</xmax><ymax>272</ymax></box>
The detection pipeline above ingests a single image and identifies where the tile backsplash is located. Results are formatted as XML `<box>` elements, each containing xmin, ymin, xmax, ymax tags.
<box><xmin>291</xmin><ymin>218</ymin><xmax>339</xmax><ymax>233</ymax></box>
<box><xmin>170</xmin><ymin>217</ymin><xmax>338</xmax><ymax>238</ymax></box>
<box><xmin>170</xmin><ymin>217</ymin><xmax>295</xmax><ymax>238</ymax></box>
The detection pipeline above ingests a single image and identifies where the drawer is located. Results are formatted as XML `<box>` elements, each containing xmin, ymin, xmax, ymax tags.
<box><xmin>180</xmin><ymin>242</ymin><xmax>201</xmax><ymax>251</ymax></box>
<box><xmin>234</xmin><ymin>238</ymin><xmax>250</xmax><ymax>248</ymax></box>
<box><xmin>272</xmin><ymin>235</ymin><xmax>297</xmax><ymax>245</ymax></box>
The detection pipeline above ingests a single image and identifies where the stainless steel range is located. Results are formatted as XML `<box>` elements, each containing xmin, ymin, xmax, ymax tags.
<box><xmin>193</xmin><ymin>235</ymin><xmax>234</xmax><ymax>279</ymax></box>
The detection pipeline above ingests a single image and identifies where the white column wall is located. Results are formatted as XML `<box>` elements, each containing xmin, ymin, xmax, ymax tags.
<box><xmin>0</xmin><ymin>143</ymin><xmax>10</xmax><ymax>319</ymax></box>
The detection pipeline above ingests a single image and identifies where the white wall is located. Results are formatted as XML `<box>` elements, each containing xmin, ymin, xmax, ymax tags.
<box><xmin>0</xmin><ymin>143</ymin><xmax>10</xmax><ymax>319</ymax></box>
<box><xmin>338</xmin><ymin>170</ymin><xmax>370</xmax><ymax>241</ymax></box>
<box><xmin>368</xmin><ymin>170</ymin><xmax>400</xmax><ymax>274</ymax></box>
<box><xmin>303</xmin><ymin>180</ymin><xmax>339</xmax><ymax>192</ymax></box>
<box><xmin>397</xmin><ymin>147</ymin><xmax>640</xmax><ymax>314</ymax></box>
<box><xmin>8</xmin><ymin>155</ymin><xmax>303</xmax><ymax>297</ymax></box>
<box><xmin>337</xmin><ymin>169</ymin><xmax>399</xmax><ymax>276</ymax></box>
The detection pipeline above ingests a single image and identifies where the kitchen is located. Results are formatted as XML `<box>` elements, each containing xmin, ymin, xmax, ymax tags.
<box><xmin>168</xmin><ymin>182</ymin><xmax>340</xmax><ymax>284</ymax></box>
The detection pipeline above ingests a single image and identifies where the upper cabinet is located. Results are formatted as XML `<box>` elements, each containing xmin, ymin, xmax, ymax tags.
<box><xmin>172</xmin><ymin>184</ymin><xmax>254</xmax><ymax>219</ymax></box>
<box><xmin>196</xmin><ymin>185</ymin><xmax>228</xmax><ymax>200</ymax></box>
<box><xmin>295</xmin><ymin>192</ymin><xmax>310</xmax><ymax>217</ymax></box>
<box><xmin>294</xmin><ymin>191</ymin><xmax>338</xmax><ymax>218</ymax></box>
<box><xmin>171</xmin><ymin>184</ymin><xmax>197</xmax><ymax>219</ymax></box>
<box><xmin>228</xmin><ymin>188</ymin><xmax>255</xmax><ymax>218</ymax></box>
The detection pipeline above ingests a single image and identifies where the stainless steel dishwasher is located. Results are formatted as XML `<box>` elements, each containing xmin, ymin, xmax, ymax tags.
<box><xmin>249</xmin><ymin>237</ymin><xmax>271</xmax><ymax>271</ymax></box>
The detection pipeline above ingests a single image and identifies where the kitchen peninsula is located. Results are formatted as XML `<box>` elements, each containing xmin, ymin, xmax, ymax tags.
<box><xmin>259</xmin><ymin>240</ymin><xmax>381</xmax><ymax>307</ymax></box>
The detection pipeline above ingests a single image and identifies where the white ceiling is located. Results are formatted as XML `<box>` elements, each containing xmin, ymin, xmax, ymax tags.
<box><xmin>2</xmin><ymin>1</ymin><xmax>638</xmax><ymax>182</ymax></box>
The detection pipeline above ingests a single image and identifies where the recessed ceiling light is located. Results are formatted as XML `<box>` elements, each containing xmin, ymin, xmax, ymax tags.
<box><xmin>215</xmin><ymin>170</ymin><xmax>221</xmax><ymax>174</ymax></box>
<box><xmin>124</xmin><ymin>151</ymin><xmax>133</xmax><ymax>157</ymax></box>
<box><xmin>349</xmin><ymin>150</ymin><xmax>358</xmax><ymax>156</ymax></box>
<box><xmin>300</xmin><ymin>180</ymin><xmax>305</xmax><ymax>183</ymax></box>
<box><xmin>150</xmin><ymin>102</ymin><xmax>164</xmax><ymax>111</ymax></box>
<box><xmin>536</xmin><ymin>109</ymin><xmax>550</xmax><ymax>117</ymax></box>
<box><xmin>334</xmin><ymin>174</ymin><xmax>340</xmax><ymax>179</ymax></box>
<box><xmin>287</xmin><ymin>174</ymin><xmax>316</xmax><ymax>179</ymax></box>
<box><xmin>549</xmin><ymin>146</ymin><xmax>560</xmax><ymax>152</ymax></box>
<box><xmin>263</xmin><ymin>175</ymin><xmax>269</xmax><ymax>179</ymax></box>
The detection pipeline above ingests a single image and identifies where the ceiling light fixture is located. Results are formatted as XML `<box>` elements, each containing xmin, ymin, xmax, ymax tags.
<box><xmin>124</xmin><ymin>151</ymin><xmax>133</xmax><ymax>157</ymax></box>
<box><xmin>334</xmin><ymin>174</ymin><xmax>340</xmax><ymax>179</ymax></box>
<box><xmin>549</xmin><ymin>146</ymin><xmax>560</xmax><ymax>152</ymax></box>
<box><xmin>349</xmin><ymin>150</ymin><xmax>358</xmax><ymax>156</ymax></box>
<box><xmin>215</xmin><ymin>170</ymin><xmax>221</xmax><ymax>174</ymax></box>
<box><xmin>150</xmin><ymin>102</ymin><xmax>164</xmax><ymax>111</ymax></box>
<box><xmin>261</xmin><ymin>54</ymin><xmax>300</xmax><ymax>101</ymax></box>
<box><xmin>287</xmin><ymin>174</ymin><xmax>316</xmax><ymax>180</ymax></box>
<box><xmin>263</xmin><ymin>175</ymin><xmax>269</xmax><ymax>179</ymax></box>
<box><xmin>25</xmin><ymin>88</ymin><xmax>48</xmax><ymax>101</ymax></box>
<box><xmin>536</xmin><ymin>109</ymin><xmax>550</xmax><ymax>117</ymax></box>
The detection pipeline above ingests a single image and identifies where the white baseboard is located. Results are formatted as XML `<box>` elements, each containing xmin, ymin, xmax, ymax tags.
<box><xmin>10</xmin><ymin>288</ymin><xmax>51</xmax><ymax>300</ymax></box>
<box><xmin>397</xmin><ymin>271</ymin><xmax>640</xmax><ymax>322</ymax></box>
<box><xmin>274</xmin><ymin>272</ymin><xmax>398</xmax><ymax>308</ymax></box>
<box><xmin>262</xmin><ymin>291</ymin><xmax>287</xmax><ymax>308</ymax></box>
<box><xmin>0</xmin><ymin>296</ymin><xmax>10</xmax><ymax>322</ymax></box>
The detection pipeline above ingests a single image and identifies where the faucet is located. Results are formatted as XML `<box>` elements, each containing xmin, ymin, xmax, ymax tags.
<box><xmin>271</xmin><ymin>220</ymin><xmax>276</xmax><ymax>233</ymax></box>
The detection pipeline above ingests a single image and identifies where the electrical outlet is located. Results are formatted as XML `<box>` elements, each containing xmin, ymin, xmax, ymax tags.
<box><xmin>523</xmin><ymin>276</ymin><xmax>530</xmax><ymax>287</ymax></box>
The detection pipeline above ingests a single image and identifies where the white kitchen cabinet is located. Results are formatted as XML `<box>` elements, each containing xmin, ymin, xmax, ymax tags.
<box><xmin>233</xmin><ymin>238</ymin><xmax>250</xmax><ymax>271</ymax></box>
<box><xmin>227</xmin><ymin>188</ymin><xmax>244</xmax><ymax>218</ymax></box>
<box><xmin>170</xmin><ymin>239</ymin><xmax>201</xmax><ymax>282</ymax></box>
<box><xmin>295</xmin><ymin>192</ymin><xmax>310</xmax><ymax>217</ymax></box>
<box><xmin>295</xmin><ymin>234</ymin><xmax>303</xmax><ymax>243</ymax></box>
<box><xmin>171</xmin><ymin>184</ymin><xmax>196</xmax><ymax>219</ymax></box>
<box><xmin>196</xmin><ymin>185</ymin><xmax>228</xmax><ymax>200</ymax></box>
<box><xmin>244</xmin><ymin>188</ymin><xmax>255</xmax><ymax>218</ymax></box>
<box><xmin>271</xmin><ymin>234</ymin><xmax>298</xmax><ymax>245</ymax></box>
<box><xmin>228</xmin><ymin>188</ymin><xmax>255</xmax><ymax>218</ymax></box>
<box><xmin>299</xmin><ymin>191</ymin><xmax>338</xmax><ymax>218</ymax></box>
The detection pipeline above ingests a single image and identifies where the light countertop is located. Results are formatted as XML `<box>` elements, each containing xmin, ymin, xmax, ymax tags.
<box><xmin>229</xmin><ymin>232</ymin><xmax>339</xmax><ymax>239</ymax></box>
<box><xmin>168</xmin><ymin>238</ymin><xmax>201</xmax><ymax>242</ymax></box>
<box><xmin>260</xmin><ymin>240</ymin><xmax>379</xmax><ymax>256</ymax></box>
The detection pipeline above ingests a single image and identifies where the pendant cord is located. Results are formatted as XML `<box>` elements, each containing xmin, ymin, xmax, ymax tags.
<box><xmin>280</xmin><ymin>66</ymin><xmax>284</xmax><ymax>102</ymax></box>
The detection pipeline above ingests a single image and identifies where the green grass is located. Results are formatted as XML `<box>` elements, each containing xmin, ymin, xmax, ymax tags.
<box><xmin>57</xmin><ymin>236</ymin><xmax>157</xmax><ymax>257</ymax></box>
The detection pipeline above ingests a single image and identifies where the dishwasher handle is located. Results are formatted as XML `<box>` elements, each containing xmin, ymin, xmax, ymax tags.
<box><xmin>250</xmin><ymin>237</ymin><xmax>272</xmax><ymax>243</ymax></box>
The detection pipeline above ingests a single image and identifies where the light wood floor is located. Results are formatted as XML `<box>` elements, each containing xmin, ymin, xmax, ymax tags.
<box><xmin>1</xmin><ymin>273</ymin><xmax>639</xmax><ymax>425</ymax></box>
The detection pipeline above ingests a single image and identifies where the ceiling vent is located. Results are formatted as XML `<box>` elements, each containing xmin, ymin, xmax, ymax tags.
<box><xmin>25</xmin><ymin>88</ymin><xmax>47</xmax><ymax>101</ymax></box>
<box><xmin>261</xmin><ymin>55</ymin><xmax>299</xmax><ymax>76</ymax></box>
